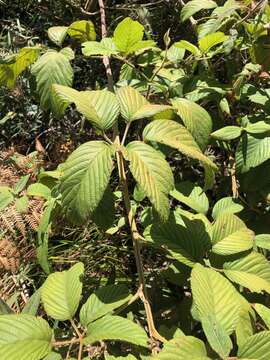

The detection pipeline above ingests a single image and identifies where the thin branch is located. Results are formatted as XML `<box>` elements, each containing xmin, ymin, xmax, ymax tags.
<box><xmin>98</xmin><ymin>0</ymin><xmax>114</xmax><ymax>92</ymax></box>
<box><xmin>53</xmin><ymin>338</ymin><xmax>81</xmax><ymax>348</ymax></box>
<box><xmin>116</xmin><ymin>149</ymin><xmax>167</xmax><ymax>344</ymax></box>
<box><xmin>71</xmin><ymin>319</ymin><xmax>84</xmax><ymax>360</ymax></box>
<box><xmin>121</xmin><ymin>122</ymin><xmax>131</xmax><ymax>146</ymax></box>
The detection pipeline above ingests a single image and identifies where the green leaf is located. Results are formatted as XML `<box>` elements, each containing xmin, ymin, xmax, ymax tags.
<box><xmin>27</xmin><ymin>183</ymin><xmax>51</xmax><ymax>200</ymax></box>
<box><xmin>60</xmin><ymin>141</ymin><xmax>114</xmax><ymax>223</ymax></box>
<box><xmin>152</xmin><ymin>336</ymin><xmax>210</xmax><ymax>359</ymax></box>
<box><xmin>255</xmin><ymin>234</ymin><xmax>270</xmax><ymax>250</ymax></box>
<box><xmin>0</xmin><ymin>47</ymin><xmax>40</xmax><ymax>88</ymax></box>
<box><xmin>113</xmin><ymin>17</ymin><xmax>144</xmax><ymax>55</ymax></box>
<box><xmin>191</xmin><ymin>264</ymin><xmax>241</xmax><ymax>357</ymax></box>
<box><xmin>82</xmin><ymin>38</ymin><xmax>118</xmax><ymax>57</ymax></box>
<box><xmin>170</xmin><ymin>181</ymin><xmax>209</xmax><ymax>214</ymax></box>
<box><xmin>41</xmin><ymin>262</ymin><xmax>84</xmax><ymax>320</ymax></box>
<box><xmin>43</xmin><ymin>352</ymin><xmax>62</xmax><ymax>360</ymax></box>
<box><xmin>174</xmin><ymin>40</ymin><xmax>201</xmax><ymax>57</ymax></box>
<box><xmin>124</xmin><ymin>141</ymin><xmax>174</xmax><ymax>221</ymax></box>
<box><xmin>223</xmin><ymin>252</ymin><xmax>270</xmax><ymax>294</ymax></box>
<box><xmin>171</xmin><ymin>98</ymin><xmax>212</xmax><ymax>150</ymax></box>
<box><xmin>0</xmin><ymin>187</ymin><xmax>14</xmax><ymax>211</ymax></box>
<box><xmin>60</xmin><ymin>47</ymin><xmax>75</xmax><ymax>61</ymax></box>
<box><xmin>254</xmin><ymin>304</ymin><xmax>270</xmax><ymax>329</ymax></box>
<box><xmin>91</xmin><ymin>187</ymin><xmax>115</xmax><ymax>230</ymax></box>
<box><xmin>106</xmin><ymin>355</ymin><xmax>137</xmax><ymax>360</ymax></box>
<box><xmin>211</xmin><ymin>213</ymin><xmax>254</xmax><ymax>255</ymax></box>
<box><xmin>117</xmin><ymin>86</ymin><xmax>170</xmax><ymax>122</ymax></box>
<box><xmin>201</xmin><ymin>314</ymin><xmax>232</xmax><ymax>358</ymax></box>
<box><xmin>235</xmin><ymin>309</ymin><xmax>254</xmax><ymax>348</ymax></box>
<box><xmin>180</xmin><ymin>0</ymin><xmax>217</xmax><ymax>22</ymax></box>
<box><xmin>47</xmin><ymin>26</ymin><xmax>68</xmax><ymax>46</ymax></box>
<box><xmin>0</xmin><ymin>314</ymin><xmax>52</xmax><ymax>360</ymax></box>
<box><xmin>0</xmin><ymin>299</ymin><xmax>13</xmax><ymax>314</ymax></box>
<box><xmin>52</xmin><ymin>84</ymin><xmax>120</xmax><ymax>130</ymax></box>
<box><xmin>198</xmin><ymin>32</ymin><xmax>228</xmax><ymax>53</ymax></box>
<box><xmin>237</xmin><ymin>331</ymin><xmax>270</xmax><ymax>360</ymax></box>
<box><xmin>245</xmin><ymin>121</ymin><xmax>270</xmax><ymax>134</ymax></box>
<box><xmin>80</xmin><ymin>284</ymin><xmax>132</xmax><ymax>326</ymax></box>
<box><xmin>211</xmin><ymin>126</ymin><xmax>242</xmax><ymax>141</ymax></box>
<box><xmin>236</xmin><ymin>134</ymin><xmax>270</xmax><ymax>173</ymax></box>
<box><xmin>31</xmin><ymin>50</ymin><xmax>73</xmax><ymax>111</ymax></box>
<box><xmin>67</xmin><ymin>20</ymin><xmax>96</xmax><ymax>42</ymax></box>
<box><xmin>22</xmin><ymin>289</ymin><xmax>41</xmax><ymax>316</ymax></box>
<box><xmin>15</xmin><ymin>195</ymin><xmax>29</xmax><ymax>213</ymax></box>
<box><xmin>142</xmin><ymin>119</ymin><xmax>217</xmax><ymax>189</ymax></box>
<box><xmin>84</xmin><ymin>315</ymin><xmax>148</xmax><ymax>347</ymax></box>
<box><xmin>212</xmin><ymin>197</ymin><xmax>244</xmax><ymax>220</ymax></box>
<box><xmin>144</xmin><ymin>212</ymin><xmax>211</xmax><ymax>267</ymax></box>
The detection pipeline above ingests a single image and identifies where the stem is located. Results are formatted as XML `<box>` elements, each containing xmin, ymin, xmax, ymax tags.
<box><xmin>116</xmin><ymin>149</ymin><xmax>166</xmax><ymax>343</ymax></box>
<box><xmin>53</xmin><ymin>338</ymin><xmax>81</xmax><ymax>347</ymax></box>
<box><xmin>98</xmin><ymin>0</ymin><xmax>118</xmax><ymax>142</ymax></box>
<box><xmin>98</xmin><ymin>0</ymin><xmax>114</xmax><ymax>92</ymax></box>
<box><xmin>121</xmin><ymin>122</ymin><xmax>131</xmax><ymax>146</ymax></box>
<box><xmin>146</xmin><ymin>45</ymin><xmax>168</xmax><ymax>99</ymax></box>
<box><xmin>71</xmin><ymin>319</ymin><xmax>83</xmax><ymax>360</ymax></box>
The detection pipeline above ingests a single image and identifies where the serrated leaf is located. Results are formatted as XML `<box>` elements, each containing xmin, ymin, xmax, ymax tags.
<box><xmin>201</xmin><ymin>314</ymin><xmax>232</xmax><ymax>358</ymax></box>
<box><xmin>171</xmin><ymin>98</ymin><xmax>212</xmax><ymax>150</ymax></box>
<box><xmin>84</xmin><ymin>315</ymin><xmax>148</xmax><ymax>347</ymax></box>
<box><xmin>245</xmin><ymin>121</ymin><xmax>270</xmax><ymax>134</ymax></box>
<box><xmin>238</xmin><ymin>331</ymin><xmax>270</xmax><ymax>360</ymax></box>
<box><xmin>170</xmin><ymin>181</ymin><xmax>209</xmax><ymax>214</ymax></box>
<box><xmin>82</xmin><ymin>38</ymin><xmax>118</xmax><ymax>56</ymax></box>
<box><xmin>116</xmin><ymin>86</ymin><xmax>169</xmax><ymax>122</ymax></box>
<box><xmin>113</xmin><ymin>17</ymin><xmax>144</xmax><ymax>55</ymax></box>
<box><xmin>0</xmin><ymin>314</ymin><xmax>52</xmax><ymax>360</ymax></box>
<box><xmin>47</xmin><ymin>26</ymin><xmax>68</xmax><ymax>46</ymax></box>
<box><xmin>191</xmin><ymin>264</ymin><xmax>241</xmax><ymax>357</ymax></box>
<box><xmin>211</xmin><ymin>126</ymin><xmax>242</xmax><ymax>141</ymax></box>
<box><xmin>27</xmin><ymin>183</ymin><xmax>51</xmax><ymax>200</ymax></box>
<box><xmin>60</xmin><ymin>141</ymin><xmax>114</xmax><ymax>223</ymax></box>
<box><xmin>255</xmin><ymin>234</ymin><xmax>270</xmax><ymax>250</ymax></box>
<box><xmin>128</xmin><ymin>39</ymin><xmax>156</xmax><ymax>54</ymax></box>
<box><xmin>91</xmin><ymin>187</ymin><xmax>115</xmax><ymax>230</ymax></box>
<box><xmin>199</xmin><ymin>32</ymin><xmax>228</xmax><ymax>53</ymax></box>
<box><xmin>52</xmin><ymin>84</ymin><xmax>119</xmax><ymax>130</ymax></box>
<box><xmin>212</xmin><ymin>197</ymin><xmax>244</xmax><ymax>220</ymax></box>
<box><xmin>211</xmin><ymin>213</ymin><xmax>254</xmax><ymax>255</ymax></box>
<box><xmin>80</xmin><ymin>284</ymin><xmax>132</xmax><ymax>326</ymax></box>
<box><xmin>254</xmin><ymin>304</ymin><xmax>270</xmax><ymax>329</ymax></box>
<box><xmin>174</xmin><ymin>40</ymin><xmax>201</xmax><ymax>57</ymax></box>
<box><xmin>152</xmin><ymin>336</ymin><xmax>210</xmax><ymax>359</ymax></box>
<box><xmin>180</xmin><ymin>0</ymin><xmax>217</xmax><ymax>22</ymax></box>
<box><xmin>142</xmin><ymin>119</ymin><xmax>217</xmax><ymax>189</ymax></box>
<box><xmin>124</xmin><ymin>141</ymin><xmax>174</xmax><ymax>221</ymax></box>
<box><xmin>236</xmin><ymin>134</ymin><xmax>270</xmax><ymax>173</ymax></box>
<box><xmin>60</xmin><ymin>47</ymin><xmax>75</xmax><ymax>60</ymax></box>
<box><xmin>41</xmin><ymin>262</ymin><xmax>84</xmax><ymax>320</ymax></box>
<box><xmin>31</xmin><ymin>50</ymin><xmax>73</xmax><ymax>111</ymax></box>
<box><xmin>144</xmin><ymin>212</ymin><xmax>211</xmax><ymax>267</ymax></box>
<box><xmin>223</xmin><ymin>252</ymin><xmax>270</xmax><ymax>294</ymax></box>
<box><xmin>235</xmin><ymin>309</ymin><xmax>254</xmax><ymax>348</ymax></box>
<box><xmin>67</xmin><ymin>20</ymin><xmax>96</xmax><ymax>42</ymax></box>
